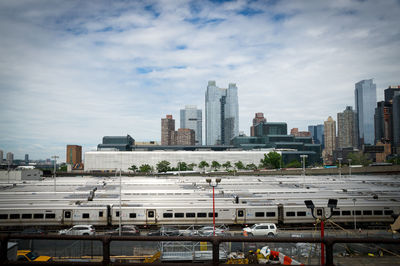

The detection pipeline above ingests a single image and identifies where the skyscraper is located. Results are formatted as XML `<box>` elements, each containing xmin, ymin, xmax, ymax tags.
<box><xmin>250</xmin><ymin>113</ymin><xmax>266</xmax><ymax>137</ymax></box>
<box><xmin>337</xmin><ymin>106</ymin><xmax>358</xmax><ymax>149</ymax></box>
<box><xmin>25</xmin><ymin>154</ymin><xmax>29</xmax><ymax>164</ymax></box>
<box><xmin>205</xmin><ymin>81</ymin><xmax>239</xmax><ymax>145</ymax></box>
<box><xmin>308</xmin><ymin>124</ymin><xmax>324</xmax><ymax>148</ymax></box>
<box><xmin>176</xmin><ymin>128</ymin><xmax>195</xmax><ymax>145</ymax></box>
<box><xmin>323</xmin><ymin>116</ymin><xmax>336</xmax><ymax>163</ymax></box>
<box><xmin>0</xmin><ymin>149</ymin><xmax>3</xmax><ymax>163</ymax></box>
<box><xmin>393</xmin><ymin>91</ymin><xmax>400</xmax><ymax>153</ymax></box>
<box><xmin>180</xmin><ymin>105</ymin><xmax>202</xmax><ymax>145</ymax></box>
<box><xmin>6</xmin><ymin>152</ymin><xmax>13</xmax><ymax>166</ymax></box>
<box><xmin>161</xmin><ymin>115</ymin><xmax>176</xmax><ymax>145</ymax></box>
<box><xmin>355</xmin><ymin>79</ymin><xmax>377</xmax><ymax>146</ymax></box>
<box><xmin>66</xmin><ymin>145</ymin><xmax>82</xmax><ymax>165</ymax></box>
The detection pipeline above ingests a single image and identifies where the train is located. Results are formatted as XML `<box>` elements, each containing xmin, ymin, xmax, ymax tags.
<box><xmin>0</xmin><ymin>201</ymin><xmax>398</xmax><ymax>228</ymax></box>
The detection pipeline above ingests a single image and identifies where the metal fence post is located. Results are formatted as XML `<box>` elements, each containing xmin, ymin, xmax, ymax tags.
<box><xmin>0</xmin><ymin>235</ymin><xmax>8</xmax><ymax>264</ymax></box>
<box><xmin>325</xmin><ymin>238</ymin><xmax>334</xmax><ymax>266</ymax></box>
<box><xmin>212</xmin><ymin>238</ymin><xmax>220</xmax><ymax>266</ymax></box>
<box><xmin>103</xmin><ymin>236</ymin><xmax>110</xmax><ymax>266</ymax></box>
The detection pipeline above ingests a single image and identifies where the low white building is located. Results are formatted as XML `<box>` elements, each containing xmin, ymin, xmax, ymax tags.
<box><xmin>84</xmin><ymin>150</ymin><xmax>275</xmax><ymax>172</ymax></box>
<box><xmin>0</xmin><ymin>169</ymin><xmax>43</xmax><ymax>181</ymax></box>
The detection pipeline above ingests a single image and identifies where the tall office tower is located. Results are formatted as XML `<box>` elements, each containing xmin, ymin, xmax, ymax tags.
<box><xmin>180</xmin><ymin>105</ymin><xmax>202</xmax><ymax>145</ymax></box>
<box><xmin>6</xmin><ymin>152</ymin><xmax>13</xmax><ymax>166</ymax></box>
<box><xmin>161</xmin><ymin>115</ymin><xmax>176</xmax><ymax>145</ymax></box>
<box><xmin>205</xmin><ymin>81</ymin><xmax>239</xmax><ymax>145</ymax></box>
<box><xmin>290</xmin><ymin>128</ymin><xmax>311</xmax><ymax>137</ymax></box>
<box><xmin>393</xmin><ymin>91</ymin><xmax>400</xmax><ymax>154</ymax></box>
<box><xmin>355</xmin><ymin>79</ymin><xmax>377</xmax><ymax>146</ymax></box>
<box><xmin>308</xmin><ymin>124</ymin><xmax>324</xmax><ymax>148</ymax></box>
<box><xmin>250</xmin><ymin>113</ymin><xmax>266</xmax><ymax>136</ymax></box>
<box><xmin>323</xmin><ymin>116</ymin><xmax>336</xmax><ymax>162</ymax></box>
<box><xmin>176</xmin><ymin>128</ymin><xmax>195</xmax><ymax>145</ymax></box>
<box><xmin>24</xmin><ymin>154</ymin><xmax>29</xmax><ymax>164</ymax></box>
<box><xmin>66</xmin><ymin>145</ymin><xmax>82</xmax><ymax>165</ymax></box>
<box><xmin>0</xmin><ymin>149</ymin><xmax>3</xmax><ymax>163</ymax></box>
<box><xmin>337</xmin><ymin>106</ymin><xmax>358</xmax><ymax>149</ymax></box>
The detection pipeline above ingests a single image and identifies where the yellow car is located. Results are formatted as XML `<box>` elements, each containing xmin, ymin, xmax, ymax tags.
<box><xmin>17</xmin><ymin>250</ymin><xmax>52</xmax><ymax>262</ymax></box>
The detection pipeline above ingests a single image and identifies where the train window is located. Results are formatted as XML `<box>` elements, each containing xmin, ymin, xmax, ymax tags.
<box><xmin>46</xmin><ymin>213</ymin><xmax>56</xmax><ymax>219</ymax></box>
<box><xmin>238</xmin><ymin>210</ymin><xmax>244</xmax><ymax>217</ymax></box>
<box><xmin>163</xmin><ymin>213</ymin><xmax>173</xmax><ymax>218</ymax></box>
<box><xmin>352</xmin><ymin>210</ymin><xmax>361</xmax><ymax>216</ymax></box>
<box><xmin>342</xmin><ymin>211</ymin><xmax>351</xmax><ymax>216</ymax></box>
<box><xmin>197</xmin><ymin>213</ymin><xmax>207</xmax><ymax>218</ymax></box>
<box><xmin>129</xmin><ymin>213</ymin><xmax>136</xmax><ymax>218</ymax></box>
<box><xmin>363</xmin><ymin>210</ymin><xmax>372</xmax><ymax>215</ymax></box>
<box><xmin>174</xmin><ymin>213</ymin><xmax>184</xmax><ymax>218</ymax></box>
<box><xmin>332</xmin><ymin>211</ymin><xmax>340</xmax><ymax>216</ymax></box>
<box><xmin>286</xmin><ymin>212</ymin><xmax>295</xmax><ymax>217</ymax></box>
<box><xmin>116</xmin><ymin>211</ymin><xmax>120</xmax><ymax>217</ymax></box>
<box><xmin>297</xmin><ymin>211</ymin><xmax>306</xmax><ymax>216</ymax></box>
<box><xmin>10</xmin><ymin>214</ymin><xmax>20</xmax><ymax>219</ymax></box>
<box><xmin>64</xmin><ymin>211</ymin><xmax>71</xmax><ymax>218</ymax></box>
<box><xmin>82</xmin><ymin>213</ymin><xmax>89</xmax><ymax>219</ymax></box>
<box><xmin>255</xmin><ymin>212</ymin><xmax>265</xmax><ymax>217</ymax></box>
<box><xmin>99</xmin><ymin>211</ymin><xmax>103</xmax><ymax>217</ymax></box>
<box><xmin>22</xmin><ymin>214</ymin><xmax>32</xmax><ymax>219</ymax></box>
<box><xmin>374</xmin><ymin>210</ymin><xmax>383</xmax><ymax>215</ymax></box>
<box><xmin>0</xmin><ymin>214</ymin><xmax>8</xmax><ymax>219</ymax></box>
<box><xmin>208</xmin><ymin>212</ymin><xmax>218</xmax><ymax>218</ymax></box>
<box><xmin>266</xmin><ymin>212</ymin><xmax>276</xmax><ymax>217</ymax></box>
<box><xmin>384</xmin><ymin>210</ymin><xmax>394</xmax><ymax>215</ymax></box>
<box><xmin>148</xmin><ymin>211</ymin><xmax>154</xmax><ymax>218</ymax></box>
<box><xmin>34</xmin><ymin>214</ymin><xmax>44</xmax><ymax>219</ymax></box>
<box><xmin>186</xmin><ymin>213</ymin><xmax>196</xmax><ymax>218</ymax></box>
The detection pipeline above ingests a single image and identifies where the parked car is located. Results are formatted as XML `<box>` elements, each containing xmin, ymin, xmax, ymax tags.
<box><xmin>58</xmin><ymin>225</ymin><xmax>95</xmax><ymax>236</ymax></box>
<box><xmin>21</xmin><ymin>228</ymin><xmax>47</xmax><ymax>235</ymax></box>
<box><xmin>198</xmin><ymin>226</ymin><xmax>228</xmax><ymax>236</ymax></box>
<box><xmin>243</xmin><ymin>223</ymin><xmax>277</xmax><ymax>236</ymax></box>
<box><xmin>147</xmin><ymin>228</ymin><xmax>180</xmax><ymax>236</ymax></box>
<box><xmin>17</xmin><ymin>250</ymin><xmax>52</xmax><ymax>262</ymax></box>
<box><xmin>105</xmin><ymin>225</ymin><xmax>140</xmax><ymax>236</ymax></box>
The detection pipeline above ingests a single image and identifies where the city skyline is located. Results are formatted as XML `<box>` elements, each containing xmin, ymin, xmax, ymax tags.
<box><xmin>1</xmin><ymin>0</ymin><xmax>400</xmax><ymax>160</ymax></box>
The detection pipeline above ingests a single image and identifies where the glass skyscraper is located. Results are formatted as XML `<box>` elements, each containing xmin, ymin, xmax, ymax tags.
<box><xmin>355</xmin><ymin>79</ymin><xmax>377</xmax><ymax>146</ymax></box>
<box><xmin>205</xmin><ymin>81</ymin><xmax>239</xmax><ymax>145</ymax></box>
<box><xmin>180</xmin><ymin>105</ymin><xmax>202</xmax><ymax>145</ymax></box>
<box><xmin>308</xmin><ymin>124</ymin><xmax>324</xmax><ymax>148</ymax></box>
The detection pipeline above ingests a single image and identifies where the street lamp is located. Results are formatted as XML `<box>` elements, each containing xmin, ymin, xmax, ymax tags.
<box><xmin>51</xmin><ymin>155</ymin><xmax>59</xmax><ymax>193</ymax></box>
<box><xmin>348</xmin><ymin>159</ymin><xmax>352</xmax><ymax>177</ymax></box>
<box><xmin>119</xmin><ymin>168</ymin><xmax>122</xmax><ymax>236</ymax></box>
<box><xmin>353</xmin><ymin>198</ymin><xmax>357</xmax><ymax>231</ymax></box>
<box><xmin>300</xmin><ymin>155</ymin><xmax>308</xmax><ymax>188</ymax></box>
<box><xmin>206</xmin><ymin>178</ymin><xmax>221</xmax><ymax>236</ymax></box>
<box><xmin>338</xmin><ymin>158</ymin><xmax>343</xmax><ymax>180</ymax></box>
<box><xmin>304</xmin><ymin>198</ymin><xmax>338</xmax><ymax>266</ymax></box>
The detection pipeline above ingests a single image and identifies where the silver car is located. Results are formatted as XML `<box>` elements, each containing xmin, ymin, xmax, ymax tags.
<box><xmin>59</xmin><ymin>225</ymin><xmax>95</xmax><ymax>236</ymax></box>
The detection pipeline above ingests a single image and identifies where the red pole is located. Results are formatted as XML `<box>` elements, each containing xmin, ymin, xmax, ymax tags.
<box><xmin>321</xmin><ymin>219</ymin><xmax>325</xmax><ymax>265</ymax></box>
<box><xmin>213</xmin><ymin>186</ymin><xmax>215</xmax><ymax>236</ymax></box>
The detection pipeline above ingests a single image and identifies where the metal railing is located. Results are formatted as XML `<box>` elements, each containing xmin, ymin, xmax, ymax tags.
<box><xmin>1</xmin><ymin>233</ymin><xmax>399</xmax><ymax>265</ymax></box>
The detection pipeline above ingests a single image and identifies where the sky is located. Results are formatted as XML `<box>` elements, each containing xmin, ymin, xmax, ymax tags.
<box><xmin>1</xmin><ymin>0</ymin><xmax>400</xmax><ymax>161</ymax></box>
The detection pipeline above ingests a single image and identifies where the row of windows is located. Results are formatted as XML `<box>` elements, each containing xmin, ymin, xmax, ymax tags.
<box><xmin>333</xmin><ymin>210</ymin><xmax>393</xmax><ymax>216</ymax></box>
<box><xmin>255</xmin><ymin>212</ymin><xmax>277</xmax><ymax>217</ymax></box>
<box><xmin>163</xmin><ymin>212</ymin><xmax>219</xmax><ymax>218</ymax></box>
<box><xmin>0</xmin><ymin>213</ymin><xmax>56</xmax><ymax>220</ymax></box>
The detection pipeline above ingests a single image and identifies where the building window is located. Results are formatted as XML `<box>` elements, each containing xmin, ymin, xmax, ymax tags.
<box><xmin>342</xmin><ymin>211</ymin><xmax>351</xmax><ymax>216</ymax></box>
<box><xmin>22</xmin><ymin>214</ymin><xmax>32</xmax><ymax>219</ymax></box>
<box><xmin>186</xmin><ymin>213</ymin><xmax>195</xmax><ymax>218</ymax></box>
<box><xmin>286</xmin><ymin>212</ymin><xmax>295</xmax><ymax>217</ymax></box>
<box><xmin>116</xmin><ymin>211</ymin><xmax>120</xmax><ymax>217</ymax></box>
<box><xmin>255</xmin><ymin>212</ymin><xmax>265</xmax><ymax>217</ymax></box>
<box><xmin>374</xmin><ymin>210</ymin><xmax>383</xmax><ymax>215</ymax></box>
<box><xmin>266</xmin><ymin>212</ymin><xmax>276</xmax><ymax>217</ymax></box>
<box><xmin>197</xmin><ymin>213</ymin><xmax>206</xmax><ymax>218</ymax></box>
<box><xmin>174</xmin><ymin>213</ymin><xmax>184</xmax><ymax>218</ymax></box>
<box><xmin>208</xmin><ymin>212</ymin><xmax>218</xmax><ymax>218</ymax></box>
<box><xmin>363</xmin><ymin>210</ymin><xmax>372</xmax><ymax>215</ymax></box>
<box><xmin>163</xmin><ymin>213</ymin><xmax>173</xmax><ymax>218</ymax></box>
<box><xmin>99</xmin><ymin>211</ymin><xmax>103</xmax><ymax>217</ymax></box>
<box><xmin>10</xmin><ymin>214</ymin><xmax>20</xmax><ymax>219</ymax></box>
<box><xmin>34</xmin><ymin>214</ymin><xmax>44</xmax><ymax>219</ymax></box>
<box><xmin>129</xmin><ymin>213</ymin><xmax>136</xmax><ymax>218</ymax></box>
<box><xmin>384</xmin><ymin>210</ymin><xmax>393</xmax><ymax>215</ymax></box>
<box><xmin>0</xmin><ymin>214</ymin><xmax>8</xmax><ymax>219</ymax></box>
<box><xmin>82</xmin><ymin>213</ymin><xmax>90</xmax><ymax>219</ymax></box>
<box><xmin>297</xmin><ymin>211</ymin><xmax>306</xmax><ymax>217</ymax></box>
<box><xmin>45</xmin><ymin>213</ymin><xmax>56</xmax><ymax>219</ymax></box>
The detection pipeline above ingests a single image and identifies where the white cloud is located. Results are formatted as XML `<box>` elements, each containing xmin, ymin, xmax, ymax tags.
<box><xmin>0</xmin><ymin>0</ymin><xmax>400</xmax><ymax>161</ymax></box>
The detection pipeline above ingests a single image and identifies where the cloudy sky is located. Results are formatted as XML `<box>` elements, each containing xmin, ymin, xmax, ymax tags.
<box><xmin>1</xmin><ymin>0</ymin><xmax>400</xmax><ymax>161</ymax></box>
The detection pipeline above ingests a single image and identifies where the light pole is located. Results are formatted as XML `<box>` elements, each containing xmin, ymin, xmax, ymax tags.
<box><xmin>119</xmin><ymin>168</ymin><xmax>122</xmax><ymax>236</ymax></box>
<box><xmin>206</xmin><ymin>178</ymin><xmax>221</xmax><ymax>236</ymax></box>
<box><xmin>353</xmin><ymin>198</ymin><xmax>357</xmax><ymax>231</ymax></box>
<box><xmin>305</xmin><ymin>198</ymin><xmax>338</xmax><ymax>266</ymax></box>
<box><xmin>348</xmin><ymin>159</ymin><xmax>352</xmax><ymax>177</ymax></box>
<box><xmin>51</xmin><ymin>155</ymin><xmax>59</xmax><ymax>193</ymax></box>
<box><xmin>338</xmin><ymin>158</ymin><xmax>343</xmax><ymax>180</ymax></box>
<box><xmin>300</xmin><ymin>155</ymin><xmax>308</xmax><ymax>188</ymax></box>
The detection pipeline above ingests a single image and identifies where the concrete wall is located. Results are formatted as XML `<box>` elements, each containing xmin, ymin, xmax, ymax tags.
<box><xmin>0</xmin><ymin>169</ymin><xmax>43</xmax><ymax>181</ymax></box>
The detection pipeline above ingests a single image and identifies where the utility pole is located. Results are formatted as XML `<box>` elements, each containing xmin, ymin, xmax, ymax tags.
<box><xmin>51</xmin><ymin>155</ymin><xmax>59</xmax><ymax>193</ymax></box>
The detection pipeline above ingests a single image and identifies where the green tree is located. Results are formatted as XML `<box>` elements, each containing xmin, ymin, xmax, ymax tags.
<box><xmin>347</xmin><ymin>152</ymin><xmax>372</xmax><ymax>167</ymax></box>
<box><xmin>156</xmin><ymin>160</ymin><xmax>171</xmax><ymax>173</ymax></box>
<box><xmin>177</xmin><ymin>162</ymin><xmax>188</xmax><ymax>171</ymax></box>
<box><xmin>260</xmin><ymin>152</ymin><xmax>282</xmax><ymax>169</ymax></box>
<box><xmin>59</xmin><ymin>164</ymin><xmax>67</xmax><ymax>172</ymax></box>
<box><xmin>246</xmin><ymin>163</ymin><xmax>257</xmax><ymax>170</ymax></box>
<box><xmin>285</xmin><ymin>160</ymin><xmax>301</xmax><ymax>168</ymax></box>
<box><xmin>188</xmin><ymin>163</ymin><xmax>197</xmax><ymax>171</ymax></box>
<box><xmin>234</xmin><ymin>161</ymin><xmax>245</xmax><ymax>170</ymax></box>
<box><xmin>139</xmin><ymin>164</ymin><xmax>152</xmax><ymax>173</ymax></box>
<box><xmin>388</xmin><ymin>156</ymin><xmax>400</xmax><ymax>165</ymax></box>
<box><xmin>211</xmin><ymin>161</ymin><xmax>221</xmax><ymax>171</ymax></box>
<box><xmin>198</xmin><ymin>161</ymin><xmax>209</xmax><ymax>172</ymax></box>
<box><xmin>129</xmin><ymin>164</ymin><xmax>138</xmax><ymax>172</ymax></box>
<box><xmin>222</xmin><ymin>161</ymin><xmax>232</xmax><ymax>171</ymax></box>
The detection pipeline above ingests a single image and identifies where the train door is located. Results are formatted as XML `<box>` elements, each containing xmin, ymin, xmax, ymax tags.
<box><xmin>146</xmin><ymin>209</ymin><xmax>157</xmax><ymax>224</ymax></box>
<box><xmin>235</xmin><ymin>209</ymin><xmax>246</xmax><ymax>224</ymax></box>
<box><xmin>62</xmin><ymin>210</ymin><xmax>73</xmax><ymax>225</ymax></box>
<box><xmin>277</xmin><ymin>204</ymin><xmax>284</xmax><ymax>225</ymax></box>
